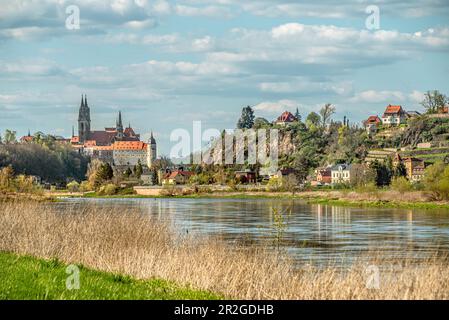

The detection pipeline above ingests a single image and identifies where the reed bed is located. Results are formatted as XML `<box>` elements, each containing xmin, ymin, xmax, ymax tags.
<box><xmin>0</xmin><ymin>201</ymin><xmax>448</xmax><ymax>299</ymax></box>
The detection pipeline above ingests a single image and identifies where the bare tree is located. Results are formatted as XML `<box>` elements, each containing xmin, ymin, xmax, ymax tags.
<box><xmin>421</xmin><ymin>90</ymin><xmax>448</xmax><ymax>114</ymax></box>
<box><xmin>319</xmin><ymin>104</ymin><xmax>336</xmax><ymax>127</ymax></box>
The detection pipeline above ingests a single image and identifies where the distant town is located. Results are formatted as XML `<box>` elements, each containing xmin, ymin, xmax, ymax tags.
<box><xmin>1</xmin><ymin>90</ymin><xmax>449</xmax><ymax>197</ymax></box>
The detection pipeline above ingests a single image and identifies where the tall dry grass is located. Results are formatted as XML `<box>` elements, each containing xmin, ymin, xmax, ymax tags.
<box><xmin>0</xmin><ymin>201</ymin><xmax>448</xmax><ymax>299</ymax></box>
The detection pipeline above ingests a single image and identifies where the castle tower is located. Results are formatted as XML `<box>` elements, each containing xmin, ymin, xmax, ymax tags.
<box><xmin>78</xmin><ymin>94</ymin><xmax>91</xmax><ymax>143</ymax></box>
<box><xmin>147</xmin><ymin>131</ymin><xmax>157</xmax><ymax>167</ymax></box>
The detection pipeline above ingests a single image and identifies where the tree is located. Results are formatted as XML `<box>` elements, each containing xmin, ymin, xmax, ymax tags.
<box><xmin>294</xmin><ymin>108</ymin><xmax>301</xmax><ymax>122</ymax></box>
<box><xmin>237</xmin><ymin>106</ymin><xmax>255</xmax><ymax>129</ymax></box>
<box><xmin>253</xmin><ymin>117</ymin><xmax>270</xmax><ymax>129</ymax></box>
<box><xmin>135</xmin><ymin>159</ymin><xmax>143</xmax><ymax>179</ymax></box>
<box><xmin>319</xmin><ymin>103</ymin><xmax>335</xmax><ymax>127</ymax></box>
<box><xmin>4</xmin><ymin>129</ymin><xmax>17</xmax><ymax>144</ymax></box>
<box><xmin>305</xmin><ymin>112</ymin><xmax>320</xmax><ymax>128</ymax></box>
<box><xmin>421</xmin><ymin>90</ymin><xmax>448</xmax><ymax>114</ymax></box>
<box><xmin>124</xmin><ymin>167</ymin><xmax>132</xmax><ymax>178</ymax></box>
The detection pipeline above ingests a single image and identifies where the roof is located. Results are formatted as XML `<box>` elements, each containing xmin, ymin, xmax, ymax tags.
<box><xmin>71</xmin><ymin>136</ymin><xmax>79</xmax><ymax>143</ymax></box>
<box><xmin>364</xmin><ymin>115</ymin><xmax>381</xmax><ymax>124</ymax></box>
<box><xmin>164</xmin><ymin>171</ymin><xmax>194</xmax><ymax>179</ymax></box>
<box><xmin>331</xmin><ymin>164</ymin><xmax>352</xmax><ymax>171</ymax></box>
<box><xmin>20</xmin><ymin>135</ymin><xmax>33</xmax><ymax>143</ymax></box>
<box><xmin>276</xmin><ymin>111</ymin><xmax>297</xmax><ymax>123</ymax></box>
<box><xmin>124</xmin><ymin>127</ymin><xmax>137</xmax><ymax>137</ymax></box>
<box><xmin>383</xmin><ymin>105</ymin><xmax>404</xmax><ymax>116</ymax></box>
<box><xmin>89</xmin><ymin>131</ymin><xmax>117</xmax><ymax>145</ymax></box>
<box><xmin>113</xmin><ymin>141</ymin><xmax>147</xmax><ymax>150</ymax></box>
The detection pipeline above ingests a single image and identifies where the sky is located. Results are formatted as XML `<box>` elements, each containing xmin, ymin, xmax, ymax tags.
<box><xmin>0</xmin><ymin>0</ymin><xmax>449</xmax><ymax>156</ymax></box>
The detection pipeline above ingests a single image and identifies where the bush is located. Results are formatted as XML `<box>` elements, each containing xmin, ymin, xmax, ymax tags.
<box><xmin>98</xmin><ymin>183</ymin><xmax>118</xmax><ymax>196</ymax></box>
<box><xmin>67</xmin><ymin>181</ymin><xmax>80</xmax><ymax>193</ymax></box>
<box><xmin>422</xmin><ymin>161</ymin><xmax>449</xmax><ymax>200</ymax></box>
<box><xmin>390</xmin><ymin>177</ymin><xmax>413</xmax><ymax>193</ymax></box>
<box><xmin>79</xmin><ymin>181</ymin><xmax>92</xmax><ymax>192</ymax></box>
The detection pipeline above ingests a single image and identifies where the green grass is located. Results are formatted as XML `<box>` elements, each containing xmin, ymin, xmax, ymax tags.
<box><xmin>0</xmin><ymin>252</ymin><xmax>221</xmax><ymax>300</ymax></box>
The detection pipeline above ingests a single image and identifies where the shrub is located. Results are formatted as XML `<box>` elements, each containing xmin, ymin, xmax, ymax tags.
<box><xmin>67</xmin><ymin>181</ymin><xmax>80</xmax><ymax>193</ymax></box>
<box><xmin>98</xmin><ymin>183</ymin><xmax>118</xmax><ymax>196</ymax></box>
<box><xmin>391</xmin><ymin>177</ymin><xmax>413</xmax><ymax>193</ymax></box>
<box><xmin>422</xmin><ymin>161</ymin><xmax>449</xmax><ymax>200</ymax></box>
<box><xmin>79</xmin><ymin>181</ymin><xmax>92</xmax><ymax>192</ymax></box>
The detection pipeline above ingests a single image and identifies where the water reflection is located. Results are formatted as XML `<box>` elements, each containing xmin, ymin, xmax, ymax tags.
<box><xmin>60</xmin><ymin>198</ymin><xmax>449</xmax><ymax>266</ymax></box>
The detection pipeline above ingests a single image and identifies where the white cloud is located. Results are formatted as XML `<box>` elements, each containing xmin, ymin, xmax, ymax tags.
<box><xmin>254</xmin><ymin>99</ymin><xmax>300</xmax><ymax>114</ymax></box>
<box><xmin>350</xmin><ymin>90</ymin><xmax>425</xmax><ymax>104</ymax></box>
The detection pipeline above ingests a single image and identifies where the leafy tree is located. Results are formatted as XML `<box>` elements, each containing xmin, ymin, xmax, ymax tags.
<box><xmin>124</xmin><ymin>167</ymin><xmax>132</xmax><ymax>178</ymax></box>
<box><xmin>253</xmin><ymin>117</ymin><xmax>270</xmax><ymax>129</ymax></box>
<box><xmin>237</xmin><ymin>106</ymin><xmax>255</xmax><ymax>129</ymax></box>
<box><xmin>319</xmin><ymin>103</ymin><xmax>335</xmax><ymax>127</ymax></box>
<box><xmin>305</xmin><ymin>112</ymin><xmax>320</xmax><ymax>128</ymax></box>
<box><xmin>4</xmin><ymin>129</ymin><xmax>17</xmax><ymax>144</ymax></box>
<box><xmin>371</xmin><ymin>160</ymin><xmax>391</xmax><ymax>187</ymax></box>
<box><xmin>135</xmin><ymin>159</ymin><xmax>143</xmax><ymax>179</ymax></box>
<box><xmin>421</xmin><ymin>90</ymin><xmax>448</xmax><ymax>114</ymax></box>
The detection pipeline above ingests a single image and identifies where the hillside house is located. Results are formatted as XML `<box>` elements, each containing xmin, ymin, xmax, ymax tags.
<box><xmin>363</xmin><ymin>115</ymin><xmax>382</xmax><ymax>135</ymax></box>
<box><xmin>274</xmin><ymin>111</ymin><xmax>298</xmax><ymax>126</ymax></box>
<box><xmin>381</xmin><ymin>105</ymin><xmax>408</xmax><ymax>126</ymax></box>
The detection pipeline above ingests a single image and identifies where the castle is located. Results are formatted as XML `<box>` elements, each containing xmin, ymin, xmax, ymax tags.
<box><xmin>71</xmin><ymin>95</ymin><xmax>157</xmax><ymax>168</ymax></box>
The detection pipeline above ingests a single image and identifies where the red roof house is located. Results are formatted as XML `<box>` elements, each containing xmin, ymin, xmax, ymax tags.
<box><xmin>275</xmin><ymin>111</ymin><xmax>298</xmax><ymax>125</ymax></box>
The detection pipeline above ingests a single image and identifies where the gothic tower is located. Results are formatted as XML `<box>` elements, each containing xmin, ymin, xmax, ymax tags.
<box><xmin>78</xmin><ymin>94</ymin><xmax>91</xmax><ymax>143</ymax></box>
<box><xmin>116</xmin><ymin>111</ymin><xmax>124</xmax><ymax>139</ymax></box>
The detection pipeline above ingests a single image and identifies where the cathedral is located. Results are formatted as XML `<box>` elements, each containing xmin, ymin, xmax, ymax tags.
<box><xmin>72</xmin><ymin>95</ymin><xmax>157</xmax><ymax>168</ymax></box>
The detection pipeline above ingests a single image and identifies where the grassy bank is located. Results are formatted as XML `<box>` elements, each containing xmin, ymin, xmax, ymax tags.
<box><xmin>0</xmin><ymin>252</ymin><xmax>220</xmax><ymax>300</ymax></box>
<box><xmin>1</xmin><ymin>201</ymin><xmax>449</xmax><ymax>299</ymax></box>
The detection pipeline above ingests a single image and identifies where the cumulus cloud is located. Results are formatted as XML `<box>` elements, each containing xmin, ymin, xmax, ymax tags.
<box><xmin>350</xmin><ymin>90</ymin><xmax>425</xmax><ymax>104</ymax></box>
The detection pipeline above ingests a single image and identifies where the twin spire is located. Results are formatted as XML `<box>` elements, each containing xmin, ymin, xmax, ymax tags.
<box><xmin>80</xmin><ymin>94</ymin><xmax>88</xmax><ymax>108</ymax></box>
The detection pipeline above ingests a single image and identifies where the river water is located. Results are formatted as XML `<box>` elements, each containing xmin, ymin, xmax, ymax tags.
<box><xmin>60</xmin><ymin>197</ymin><xmax>449</xmax><ymax>266</ymax></box>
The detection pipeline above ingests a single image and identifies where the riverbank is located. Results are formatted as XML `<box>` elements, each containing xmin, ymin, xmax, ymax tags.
<box><xmin>54</xmin><ymin>188</ymin><xmax>449</xmax><ymax>210</ymax></box>
<box><xmin>0</xmin><ymin>252</ymin><xmax>219</xmax><ymax>300</ymax></box>
<box><xmin>1</xmin><ymin>201</ymin><xmax>449</xmax><ymax>299</ymax></box>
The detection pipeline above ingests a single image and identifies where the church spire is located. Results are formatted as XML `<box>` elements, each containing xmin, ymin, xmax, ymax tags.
<box><xmin>84</xmin><ymin>94</ymin><xmax>88</xmax><ymax>108</ymax></box>
<box><xmin>81</xmin><ymin>94</ymin><xmax>84</xmax><ymax>108</ymax></box>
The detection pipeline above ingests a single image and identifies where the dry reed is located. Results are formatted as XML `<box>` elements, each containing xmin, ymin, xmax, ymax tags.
<box><xmin>1</xmin><ymin>201</ymin><xmax>448</xmax><ymax>299</ymax></box>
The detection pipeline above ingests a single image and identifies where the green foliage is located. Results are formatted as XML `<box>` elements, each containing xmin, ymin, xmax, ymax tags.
<box><xmin>98</xmin><ymin>183</ymin><xmax>118</xmax><ymax>196</ymax></box>
<box><xmin>237</xmin><ymin>106</ymin><xmax>255</xmax><ymax>129</ymax></box>
<box><xmin>79</xmin><ymin>181</ymin><xmax>92</xmax><ymax>192</ymax></box>
<box><xmin>390</xmin><ymin>176</ymin><xmax>413</xmax><ymax>192</ymax></box>
<box><xmin>135</xmin><ymin>160</ymin><xmax>143</xmax><ymax>179</ymax></box>
<box><xmin>0</xmin><ymin>141</ymin><xmax>88</xmax><ymax>184</ymax></box>
<box><xmin>0</xmin><ymin>165</ymin><xmax>42</xmax><ymax>194</ymax></box>
<box><xmin>253</xmin><ymin>117</ymin><xmax>271</xmax><ymax>129</ymax></box>
<box><xmin>305</xmin><ymin>112</ymin><xmax>320</xmax><ymax>127</ymax></box>
<box><xmin>67</xmin><ymin>181</ymin><xmax>80</xmax><ymax>193</ymax></box>
<box><xmin>422</xmin><ymin>161</ymin><xmax>449</xmax><ymax>200</ymax></box>
<box><xmin>3</xmin><ymin>129</ymin><xmax>17</xmax><ymax>144</ymax></box>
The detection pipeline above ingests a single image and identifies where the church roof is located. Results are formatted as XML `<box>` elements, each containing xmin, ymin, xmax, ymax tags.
<box><xmin>276</xmin><ymin>111</ymin><xmax>297</xmax><ymax>123</ymax></box>
<box><xmin>89</xmin><ymin>131</ymin><xmax>117</xmax><ymax>146</ymax></box>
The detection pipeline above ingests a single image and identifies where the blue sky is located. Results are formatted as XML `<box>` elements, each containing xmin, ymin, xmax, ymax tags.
<box><xmin>1</xmin><ymin>0</ymin><xmax>449</xmax><ymax>155</ymax></box>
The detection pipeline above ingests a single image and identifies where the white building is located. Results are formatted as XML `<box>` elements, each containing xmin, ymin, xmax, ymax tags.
<box><xmin>381</xmin><ymin>105</ymin><xmax>408</xmax><ymax>126</ymax></box>
<box><xmin>331</xmin><ymin>164</ymin><xmax>353</xmax><ymax>185</ymax></box>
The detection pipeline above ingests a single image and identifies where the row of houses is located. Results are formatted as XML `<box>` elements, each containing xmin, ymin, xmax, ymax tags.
<box><xmin>314</xmin><ymin>154</ymin><xmax>426</xmax><ymax>186</ymax></box>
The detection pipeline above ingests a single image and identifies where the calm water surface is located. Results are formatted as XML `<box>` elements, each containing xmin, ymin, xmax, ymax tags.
<box><xmin>60</xmin><ymin>198</ymin><xmax>449</xmax><ymax>266</ymax></box>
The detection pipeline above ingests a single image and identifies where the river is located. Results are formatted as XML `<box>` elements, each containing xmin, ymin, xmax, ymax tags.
<box><xmin>60</xmin><ymin>197</ymin><xmax>449</xmax><ymax>266</ymax></box>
